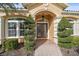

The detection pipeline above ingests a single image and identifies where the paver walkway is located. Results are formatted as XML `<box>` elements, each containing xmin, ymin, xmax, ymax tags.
<box><xmin>34</xmin><ymin>40</ymin><xmax>62</xmax><ymax>56</ymax></box>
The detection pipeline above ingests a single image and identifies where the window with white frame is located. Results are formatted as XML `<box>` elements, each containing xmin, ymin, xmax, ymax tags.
<box><xmin>8</xmin><ymin>18</ymin><xmax>25</xmax><ymax>37</ymax></box>
<box><xmin>8</xmin><ymin>22</ymin><xmax>17</xmax><ymax>36</ymax></box>
<box><xmin>19</xmin><ymin>21</ymin><xmax>24</xmax><ymax>36</ymax></box>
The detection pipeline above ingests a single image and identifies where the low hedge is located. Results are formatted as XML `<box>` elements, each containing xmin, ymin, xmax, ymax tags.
<box><xmin>58</xmin><ymin>36</ymin><xmax>73</xmax><ymax>48</ymax></box>
<box><xmin>58</xmin><ymin>36</ymin><xmax>79</xmax><ymax>48</ymax></box>
<box><xmin>58</xmin><ymin>43</ymin><xmax>73</xmax><ymax>48</ymax></box>
<box><xmin>58</xmin><ymin>36</ymin><xmax>73</xmax><ymax>43</ymax></box>
<box><xmin>4</xmin><ymin>39</ymin><xmax>18</xmax><ymax>51</ymax></box>
<box><xmin>72</xmin><ymin>36</ymin><xmax>79</xmax><ymax>47</ymax></box>
<box><xmin>58</xmin><ymin>29</ymin><xmax>73</xmax><ymax>38</ymax></box>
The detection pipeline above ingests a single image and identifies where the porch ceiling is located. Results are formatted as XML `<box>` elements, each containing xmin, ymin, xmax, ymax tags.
<box><xmin>35</xmin><ymin>11</ymin><xmax>56</xmax><ymax>20</ymax></box>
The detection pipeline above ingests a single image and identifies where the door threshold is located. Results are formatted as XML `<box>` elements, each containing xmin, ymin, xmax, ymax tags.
<box><xmin>37</xmin><ymin>38</ymin><xmax>48</xmax><ymax>39</ymax></box>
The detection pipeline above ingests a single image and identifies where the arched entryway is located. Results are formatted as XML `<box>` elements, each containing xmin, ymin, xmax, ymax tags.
<box><xmin>35</xmin><ymin>11</ymin><xmax>56</xmax><ymax>41</ymax></box>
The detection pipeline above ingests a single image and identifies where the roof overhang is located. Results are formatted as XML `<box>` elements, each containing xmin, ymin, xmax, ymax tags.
<box><xmin>53</xmin><ymin>3</ymin><xmax>69</xmax><ymax>10</ymax></box>
<box><xmin>23</xmin><ymin>3</ymin><xmax>42</xmax><ymax>10</ymax></box>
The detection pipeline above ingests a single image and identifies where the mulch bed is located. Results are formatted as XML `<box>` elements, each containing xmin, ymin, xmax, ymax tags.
<box><xmin>0</xmin><ymin>43</ymin><xmax>35</xmax><ymax>56</ymax></box>
<box><xmin>60</xmin><ymin>47</ymin><xmax>79</xmax><ymax>56</ymax></box>
<box><xmin>0</xmin><ymin>47</ymin><xmax>27</xmax><ymax>56</ymax></box>
<box><xmin>0</xmin><ymin>43</ymin><xmax>28</xmax><ymax>56</ymax></box>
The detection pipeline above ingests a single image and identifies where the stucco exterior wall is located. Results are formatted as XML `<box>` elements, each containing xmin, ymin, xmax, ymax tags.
<box><xmin>47</xmin><ymin>4</ymin><xmax>62</xmax><ymax>17</ymax></box>
<box><xmin>73</xmin><ymin>19</ymin><xmax>79</xmax><ymax>36</ymax></box>
<box><xmin>48</xmin><ymin>18</ymin><xmax>54</xmax><ymax>42</ymax></box>
<box><xmin>0</xmin><ymin>17</ymin><xmax>5</xmax><ymax>44</ymax></box>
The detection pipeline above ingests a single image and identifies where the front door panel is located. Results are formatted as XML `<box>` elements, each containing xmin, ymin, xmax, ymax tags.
<box><xmin>37</xmin><ymin>23</ymin><xmax>48</xmax><ymax>39</ymax></box>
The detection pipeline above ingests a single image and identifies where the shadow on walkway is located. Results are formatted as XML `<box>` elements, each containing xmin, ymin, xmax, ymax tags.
<box><xmin>35</xmin><ymin>39</ymin><xmax>47</xmax><ymax>50</ymax></box>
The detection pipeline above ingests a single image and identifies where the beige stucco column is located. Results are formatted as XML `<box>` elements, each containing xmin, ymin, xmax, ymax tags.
<box><xmin>73</xmin><ymin>19</ymin><xmax>79</xmax><ymax>36</ymax></box>
<box><xmin>49</xmin><ymin>18</ymin><xmax>54</xmax><ymax>41</ymax></box>
<box><xmin>53</xmin><ymin>16</ymin><xmax>62</xmax><ymax>44</ymax></box>
<box><xmin>0</xmin><ymin>17</ymin><xmax>5</xmax><ymax>44</ymax></box>
<box><xmin>0</xmin><ymin>17</ymin><xmax>1</xmax><ymax>44</ymax></box>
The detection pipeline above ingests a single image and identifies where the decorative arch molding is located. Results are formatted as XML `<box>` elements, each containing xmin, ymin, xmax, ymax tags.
<box><xmin>35</xmin><ymin>11</ymin><xmax>56</xmax><ymax>21</ymax></box>
<box><xmin>31</xmin><ymin>9</ymin><xmax>57</xmax><ymax>18</ymax></box>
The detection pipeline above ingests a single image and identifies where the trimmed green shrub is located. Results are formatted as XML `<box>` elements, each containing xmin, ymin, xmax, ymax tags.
<box><xmin>58</xmin><ymin>43</ymin><xmax>73</xmax><ymax>48</ymax></box>
<box><xmin>59</xmin><ymin>36</ymin><xmax>79</xmax><ymax>48</ymax></box>
<box><xmin>4</xmin><ymin>39</ymin><xmax>18</xmax><ymax>51</ymax></box>
<box><xmin>58</xmin><ymin>36</ymin><xmax>73</xmax><ymax>48</ymax></box>
<box><xmin>58</xmin><ymin>36</ymin><xmax>73</xmax><ymax>43</ymax></box>
<box><xmin>58</xmin><ymin>17</ymin><xmax>73</xmax><ymax>48</ymax></box>
<box><xmin>72</xmin><ymin>36</ymin><xmax>79</xmax><ymax>47</ymax></box>
<box><xmin>58</xmin><ymin>17</ymin><xmax>72</xmax><ymax>31</ymax></box>
<box><xmin>58</xmin><ymin>29</ymin><xmax>73</xmax><ymax>37</ymax></box>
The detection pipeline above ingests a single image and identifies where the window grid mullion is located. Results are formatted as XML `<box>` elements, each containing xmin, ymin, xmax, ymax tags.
<box><xmin>16</xmin><ymin>21</ymin><xmax>19</xmax><ymax>37</ymax></box>
<box><xmin>8</xmin><ymin>19</ymin><xmax>25</xmax><ymax>37</ymax></box>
